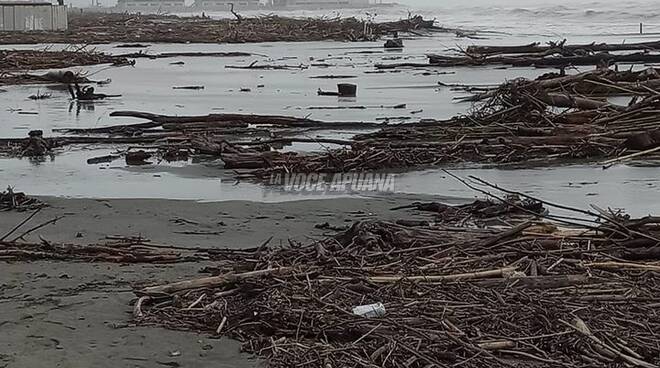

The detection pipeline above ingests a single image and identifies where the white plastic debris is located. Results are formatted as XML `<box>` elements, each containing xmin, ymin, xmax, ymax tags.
<box><xmin>352</xmin><ymin>303</ymin><xmax>386</xmax><ymax>318</ymax></box>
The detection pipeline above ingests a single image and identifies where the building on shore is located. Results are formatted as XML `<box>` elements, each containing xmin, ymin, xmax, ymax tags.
<box><xmin>115</xmin><ymin>0</ymin><xmax>185</xmax><ymax>12</ymax></box>
<box><xmin>269</xmin><ymin>0</ymin><xmax>371</xmax><ymax>9</ymax></box>
<box><xmin>0</xmin><ymin>1</ymin><xmax>67</xmax><ymax>31</ymax></box>
<box><xmin>192</xmin><ymin>0</ymin><xmax>260</xmax><ymax>11</ymax></box>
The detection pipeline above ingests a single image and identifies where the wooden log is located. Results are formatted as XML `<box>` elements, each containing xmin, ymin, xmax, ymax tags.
<box><xmin>367</xmin><ymin>266</ymin><xmax>518</xmax><ymax>283</ymax></box>
<box><xmin>110</xmin><ymin>111</ymin><xmax>384</xmax><ymax>129</ymax></box>
<box><xmin>117</xmin><ymin>51</ymin><xmax>252</xmax><ymax>59</ymax></box>
<box><xmin>601</xmin><ymin>146</ymin><xmax>660</xmax><ymax>169</ymax></box>
<box><xmin>542</xmin><ymin>93</ymin><xmax>623</xmax><ymax>110</ymax></box>
<box><xmin>473</xmin><ymin>275</ymin><xmax>599</xmax><ymax>289</ymax></box>
<box><xmin>138</xmin><ymin>267</ymin><xmax>293</xmax><ymax>295</ymax></box>
<box><xmin>467</xmin><ymin>40</ymin><xmax>660</xmax><ymax>56</ymax></box>
<box><xmin>586</xmin><ymin>261</ymin><xmax>660</xmax><ymax>272</ymax></box>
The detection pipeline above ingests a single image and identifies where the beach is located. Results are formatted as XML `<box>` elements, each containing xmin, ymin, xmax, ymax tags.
<box><xmin>2</xmin><ymin>1</ymin><xmax>660</xmax><ymax>367</ymax></box>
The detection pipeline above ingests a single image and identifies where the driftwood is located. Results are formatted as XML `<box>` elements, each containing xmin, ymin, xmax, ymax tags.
<box><xmin>219</xmin><ymin>65</ymin><xmax>660</xmax><ymax>178</ymax></box>
<box><xmin>378</xmin><ymin>39</ymin><xmax>660</xmax><ymax>70</ymax></box>
<box><xmin>107</xmin><ymin>110</ymin><xmax>384</xmax><ymax>129</ymax></box>
<box><xmin>139</xmin><ymin>267</ymin><xmax>294</xmax><ymax>295</ymax></box>
<box><xmin>0</xmin><ymin>13</ymin><xmax>444</xmax><ymax>45</ymax></box>
<box><xmin>117</xmin><ymin>51</ymin><xmax>252</xmax><ymax>59</ymax></box>
<box><xmin>133</xmin><ymin>191</ymin><xmax>660</xmax><ymax>368</ymax></box>
<box><xmin>466</xmin><ymin>39</ymin><xmax>660</xmax><ymax>56</ymax></box>
<box><xmin>0</xmin><ymin>49</ymin><xmax>130</xmax><ymax>72</ymax></box>
<box><xmin>0</xmin><ymin>187</ymin><xmax>45</xmax><ymax>212</ymax></box>
<box><xmin>376</xmin><ymin>52</ymin><xmax>660</xmax><ymax>69</ymax></box>
<box><xmin>0</xmin><ymin>240</ymin><xmax>205</xmax><ymax>263</ymax></box>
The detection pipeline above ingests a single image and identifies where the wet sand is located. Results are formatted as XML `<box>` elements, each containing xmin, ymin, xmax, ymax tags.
<box><xmin>0</xmin><ymin>195</ymin><xmax>452</xmax><ymax>368</ymax></box>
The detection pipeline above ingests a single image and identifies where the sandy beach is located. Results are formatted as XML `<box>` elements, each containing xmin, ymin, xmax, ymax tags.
<box><xmin>2</xmin><ymin>1</ymin><xmax>660</xmax><ymax>366</ymax></box>
<box><xmin>0</xmin><ymin>195</ymin><xmax>451</xmax><ymax>367</ymax></box>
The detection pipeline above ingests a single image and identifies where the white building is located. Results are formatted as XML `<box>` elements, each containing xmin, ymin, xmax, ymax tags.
<box><xmin>0</xmin><ymin>2</ymin><xmax>67</xmax><ymax>31</ymax></box>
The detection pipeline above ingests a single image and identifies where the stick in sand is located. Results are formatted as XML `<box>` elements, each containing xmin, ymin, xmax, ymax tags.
<box><xmin>0</xmin><ymin>208</ymin><xmax>41</xmax><ymax>241</ymax></box>
<box><xmin>601</xmin><ymin>146</ymin><xmax>660</xmax><ymax>169</ymax></box>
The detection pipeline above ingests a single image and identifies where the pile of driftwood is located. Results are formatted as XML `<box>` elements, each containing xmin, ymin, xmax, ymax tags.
<box><xmin>0</xmin><ymin>49</ymin><xmax>132</xmax><ymax>85</ymax></box>
<box><xmin>0</xmin><ymin>13</ymin><xmax>443</xmax><ymax>45</ymax></box>
<box><xmin>0</xmin><ymin>186</ymin><xmax>44</xmax><ymax>212</ymax></box>
<box><xmin>378</xmin><ymin>39</ymin><xmax>660</xmax><ymax>69</ymax></box>
<box><xmin>0</xmin><ymin>111</ymin><xmax>377</xmax><ymax>160</ymax></box>
<box><xmin>12</xmin><ymin>65</ymin><xmax>660</xmax><ymax>173</ymax></box>
<box><xmin>133</xmin><ymin>188</ymin><xmax>660</xmax><ymax>368</ymax></box>
<box><xmin>215</xmin><ymin>65</ymin><xmax>660</xmax><ymax>177</ymax></box>
<box><xmin>0</xmin><ymin>49</ymin><xmax>129</xmax><ymax>71</ymax></box>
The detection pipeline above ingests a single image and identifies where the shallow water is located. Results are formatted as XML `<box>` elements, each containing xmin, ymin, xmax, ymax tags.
<box><xmin>2</xmin><ymin>2</ymin><xmax>660</xmax><ymax>213</ymax></box>
<box><xmin>0</xmin><ymin>37</ymin><xmax>549</xmax><ymax>138</ymax></box>
<box><xmin>3</xmin><ymin>148</ymin><xmax>660</xmax><ymax>217</ymax></box>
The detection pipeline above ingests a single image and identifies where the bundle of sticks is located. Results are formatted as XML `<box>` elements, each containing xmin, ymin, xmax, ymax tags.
<box><xmin>133</xmin><ymin>187</ymin><xmax>660</xmax><ymax>368</ymax></box>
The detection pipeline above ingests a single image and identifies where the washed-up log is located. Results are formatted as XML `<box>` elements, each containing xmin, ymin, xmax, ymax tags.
<box><xmin>109</xmin><ymin>110</ymin><xmax>384</xmax><ymax>129</ymax></box>
<box><xmin>467</xmin><ymin>40</ymin><xmax>660</xmax><ymax>56</ymax></box>
<box><xmin>374</xmin><ymin>50</ymin><xmax>660</xmax><ymax>70</ymax></box>
<box><xmin>367</xmin><ymin>266</ymin><xmax>518</xmax><ymax>283</ymax></box>
<box><xmin>424</xmin><ymin>52</ymin><xmax>660</xmax><ymax>68</ymax></box>
<box><xmin>473</xmin><ymin>274</ymin><xmax>601</xmax><ymax>289</ymax></box>
<box><xmin>542</xmin><ymin>93</ymin><xmax>623</xmax><ymax>110</ymax></box>
<box><xmin>117</xmin><ymin>51</ymin><xmax>253</xmax><ymax>59</ymax></box>
<box><xmin>226</xmin><ymin>62</ymin><xmax>307</xmax><ymax>70</ymax></box>
<box><xmin>308</xmin><ymin>103</ymin><xmax>406</xmax><ymax>110</ymax></box>
<box><xmin>161</xmin><ymin>121</ymin><xmax>249</xmax><ymax>130</ymax></box>
<box><xmin>139</xmin><ymin>267</ymin><xmax>294</xmax><ymax>295</ymax></box>
<box><xmin>309</xmin><ymin>75</ymin><xmax>358</xmax><ymax>79</ymax></box>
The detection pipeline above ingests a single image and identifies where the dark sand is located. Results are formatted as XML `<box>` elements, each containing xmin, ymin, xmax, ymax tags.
<box><xmin>0</xmin><ymin>195</ymin><xmax>456</xmax><ymax>368</ymax></box>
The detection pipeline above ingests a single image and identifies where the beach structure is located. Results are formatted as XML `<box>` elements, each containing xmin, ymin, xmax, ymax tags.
<box><xmin>269</xmin><ymin>0</ymin><xmax>371</xmax><ymax>9</ymax></box>
<box><xmin>0</xmin><ymin>1</ymin><xmax>67</xmax><ymax>31</ymax></box>
<box><xmin>115</xmin><ymin>0</ymin><xmax>185</xmax><ymax>12</ymax></box>
<box><xmin>192</xmin><ymin>0</ymin><xmax>260</xmax><ymax>10</ymax></box>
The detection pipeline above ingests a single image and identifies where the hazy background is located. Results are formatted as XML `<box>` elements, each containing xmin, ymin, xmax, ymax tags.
<box><xmin>73</xmin><ymin>0</ymin><xmax>654</xmax><ymax>9</ymax></box>
<box><xmin>67</xmin><ymin>0</ymin><xmax>659</xmax><ymax>36</ymax></box>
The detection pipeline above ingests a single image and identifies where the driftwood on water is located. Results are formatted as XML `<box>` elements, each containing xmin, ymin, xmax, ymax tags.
<box><xmin>466</xmin><ymin>39</ymin><xmax>660</xmax><ymax>56</ymax></box>
<box><xmin>208</xmin><ymin>65</ymin><xmax>660</xmax><ymax>178</ymax></box>
<box><xmin>11</xmin><ymin>64</ymin><xmax>660</xmax><ymax>171</ymax></box>
<box><xmin>378</xmin><ymin>39</ymin><xmax>660</xmax><ymax>69</ymax></box>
